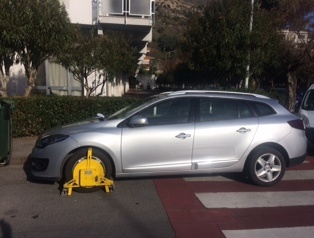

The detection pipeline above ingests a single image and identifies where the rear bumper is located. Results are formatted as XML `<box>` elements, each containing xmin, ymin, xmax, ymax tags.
<box><xmin>305</xmin><ymin>128</ymin><xmax>314</xmax><ymax>149</ymax></box>
<box><xmin>288</xmin><ymin>153</ymin><xmax>307</xmax><ymax>167</ymax></box>
<box><xmin>306</xmin><ymin>128</ymin><xmax>314</xmax><ymax>141</ymax></box>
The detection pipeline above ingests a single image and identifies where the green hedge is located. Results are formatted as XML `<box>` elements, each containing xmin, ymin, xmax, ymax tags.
<box><xmin>4</xmin><ymin>89</ymin><xmax>286</xmax><ymax>138</ymax></box>
<box><xmin>7</xmin><ymin>96</ymin><xmax>139</xmax><ymax>138</ymax></box>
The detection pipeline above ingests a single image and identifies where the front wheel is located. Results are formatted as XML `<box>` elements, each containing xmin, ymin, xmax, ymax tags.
<box><xmin>64</xmin><ymin>148</ymin><xmax>112</xmax><ymax>193</ymax></box>
<box><xmin>247</xmin><ymin>146</ymin><xmax>286</xmax><ymax>187</ymax></box>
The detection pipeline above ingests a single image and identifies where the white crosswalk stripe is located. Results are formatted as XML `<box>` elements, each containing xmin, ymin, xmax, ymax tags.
<box><xmin>223</xmin><ymin>226</ymin><xmax>314</xmax><ymax>238</ymax></box>
<box><xmin>184</xmin><ymin>169</ymin><xmax>314</xmax><ymax>181</ymax></box>
<box><xmin>196</xmin><ymin>191</ymin><xmax>314</xmax><ymax>208</ymax></box>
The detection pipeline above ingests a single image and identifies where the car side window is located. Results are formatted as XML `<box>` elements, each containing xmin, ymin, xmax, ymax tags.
<box><xmin>252</xmin><ymin>102</ymin><xmax>276</xmax><ymax>116</ymax></box>
<box><xmin>239</xmin><ymin>101</ymin><xmax>255</xmax><ymax>118</ymax></box>
<box><xmin>134</xmin><ymin>98</ymin><xmax>191</xmax><ymax>126</ymax></box>
<box><xmin>199</xmin><ymin>98</ymin><xmax>254</xmax><ymax>122</ymax></box>
<box><xmin>199</xmin><ymin>98</ymin><xmax>238</xmax><ymax>121</ymax></box>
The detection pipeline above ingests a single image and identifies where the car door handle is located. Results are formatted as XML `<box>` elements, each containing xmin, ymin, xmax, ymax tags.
<box><xmin>236</xmin><ymin>127</ymin><xmax>251</xmax><ymax>134</ymax></box>
<box><xmin>175</xmin><ymin>133</ymin><xmax>191</xmax><ymax>140</ymax></box>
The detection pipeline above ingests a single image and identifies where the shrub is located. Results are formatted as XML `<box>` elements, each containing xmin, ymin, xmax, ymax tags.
<box><xmin>8</xmin><ymin>96</ymin><xmax>139</xmax><ymax>137</ymax></box>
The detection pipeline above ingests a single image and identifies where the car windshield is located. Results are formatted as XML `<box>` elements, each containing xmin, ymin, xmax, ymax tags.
<box><xmin>107</xmin><ymin>96</ymin><xmax>161</xmax><ymax>120</ymax></box>
<box><xmin>302</xmin><ymin>90</ymin><xmax>314</xmax><ymax>110</ymax></box>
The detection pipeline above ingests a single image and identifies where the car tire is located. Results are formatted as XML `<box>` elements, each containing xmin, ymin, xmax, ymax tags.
<box><xmin>247</xmin><ymin>146</ymin><xmax>286</xmax><ymax>187</ymax></box>
<box><xmin>64</xmin><ymin>148</ymin><xmax>112</xmax><ymax>193</ymax></box>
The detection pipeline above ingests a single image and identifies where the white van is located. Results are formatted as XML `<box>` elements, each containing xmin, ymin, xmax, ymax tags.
<box><xmin>297</xmin><ymin>84</ymin><xmax>314</xmax><ymax>148</ymax></box>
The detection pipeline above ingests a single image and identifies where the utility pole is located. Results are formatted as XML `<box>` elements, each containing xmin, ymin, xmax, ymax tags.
<box><xmin>245</xmin><ymin>0</ymin><xmax>254</xmax><ymax>89</ymax></box>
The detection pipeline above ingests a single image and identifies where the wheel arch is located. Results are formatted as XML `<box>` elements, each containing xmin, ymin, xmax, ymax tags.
<box><xmin>244</xmin><ymin>142</ymin><xmax>289</xmax><ymax>171</ymax></box>
<box><xmin>60</xmin><ymin>146</ymin><xmax>117</xmax><ymax>179</ymax></box>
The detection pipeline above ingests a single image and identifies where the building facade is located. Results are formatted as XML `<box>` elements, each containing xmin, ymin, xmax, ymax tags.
<box><xmin>9</xmin><ymin>0</ymin><xmax>155</xmax><ymax>97</ymax></box>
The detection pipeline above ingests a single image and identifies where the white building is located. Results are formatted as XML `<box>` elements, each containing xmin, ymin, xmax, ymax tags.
<box><xmin>10</xmin><ymin>0</ymin><xmax>155</xmax><ymax>97</ymax></box>
<box><xmin>280</xmin><ymin>29</ymin><xmax>309</xmax><ymax>45</ymax></box>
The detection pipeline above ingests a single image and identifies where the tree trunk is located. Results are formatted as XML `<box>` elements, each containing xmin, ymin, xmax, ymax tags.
<box><xmin>83</xmin><ymin>77</ymin><xmax>90</xmax><ymax>98</ymax></box>
<box><xmin>24</xmin><ymin>68</ymin><xmax>37</xmax><ymax>97</ymax></box>
<box><xmin>287</xmin><ymin>71</ymin><xmax>297</xmax><ymax>113</ymax></box>
<box><xmin>0</xmin><ymin>62</ymin><xmax>10</xmax><ymax>97</ymax></box>
<box><xmin>0</xmin><ymin>74</ymin><xmax>9</xmax><ymax>97</ymax></box>
<box><xmin>24</xmin><ymin>66</ymin><xmax>37</xmax><ymax>97</ymax></box>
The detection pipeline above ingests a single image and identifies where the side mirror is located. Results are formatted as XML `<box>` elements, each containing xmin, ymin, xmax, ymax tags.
<box><xmin>128</xmin><ymin>116</ymin><xmax>148</xmax><ymax>127</ymax></box>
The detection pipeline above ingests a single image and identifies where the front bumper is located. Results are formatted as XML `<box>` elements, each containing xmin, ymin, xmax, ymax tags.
<box><xmin>29</xmin><ymin>136</ymin><xmax>79</xmax><ymax>181</ymax></box>
<box><xmin>29</xmin><ymin>155</ymin><xmax>62</xmax><ymax>181</ymax></box>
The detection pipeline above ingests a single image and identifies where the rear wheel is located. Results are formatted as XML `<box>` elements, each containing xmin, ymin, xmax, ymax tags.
<box><xmin>247</xmin><ymin>146</ymin><xmax>286</xmax><ymax>187</ymax></box>
<box><xmin>64</xmin><ymin>148</ymin><xmax>112</xmax><ymax>193</ymax></box>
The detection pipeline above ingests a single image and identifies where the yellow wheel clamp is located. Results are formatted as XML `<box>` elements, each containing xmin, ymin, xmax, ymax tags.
<box><xmin>61</xmin><ymin>148</ymin><xmax>114</xmax><ymax>196</ymax></box>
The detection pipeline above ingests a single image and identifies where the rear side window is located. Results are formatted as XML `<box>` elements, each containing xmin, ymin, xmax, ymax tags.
<box><xmin>199</xmin><ymin>98</ymin><xmax>254</xmax><ymax>122</ymax></box>
<box><xmin>239</xmin><ymin>101</ymin><xmax>255</xmax><ymax>118</ymax></box>
<box><xmin>251</xmin><ymin>102</ymin><xmax>276</xmax><ymax>116</ymax></box>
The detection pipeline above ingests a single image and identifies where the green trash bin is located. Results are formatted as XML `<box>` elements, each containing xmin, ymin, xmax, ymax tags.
<box><xmin>0</xmin><ymin>99</ymin><xmax>14</xmax><ymax>166</ymax></box>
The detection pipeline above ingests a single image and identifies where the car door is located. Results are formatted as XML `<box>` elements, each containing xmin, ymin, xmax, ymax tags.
<box><xmin>192</xmin><ymin>98</ymin><xmax>258</xmax><ymax>170</ymax></box>
<box><xmin>121</xmin><ymin>97</ymin><xmax>194</xmax><ymax>173</ymax></box>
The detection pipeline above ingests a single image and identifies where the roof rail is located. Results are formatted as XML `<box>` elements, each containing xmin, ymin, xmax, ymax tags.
<box><xmin>168</xmin><ymin>90</ymin><xmax>270</xmax><ymax>99</ymax></box>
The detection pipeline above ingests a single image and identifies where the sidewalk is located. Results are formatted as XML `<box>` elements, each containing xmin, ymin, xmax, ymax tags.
<box><xmin>10</xmin><ymin>136</ymin><xmax>37</xmax><ymax>165</ymax></box>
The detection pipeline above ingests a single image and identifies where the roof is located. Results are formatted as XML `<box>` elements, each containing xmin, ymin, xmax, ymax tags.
<box><xmin>164</xmin><ymin>90</ymin><xmax>270</xmax><ymax>99</ymax></box>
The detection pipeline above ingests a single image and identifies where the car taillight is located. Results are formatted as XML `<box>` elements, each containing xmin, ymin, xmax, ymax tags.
<box><xmin>288</xmin><ymin>119</ymin><xmax>305</xmax><ymax>130</ymax></box>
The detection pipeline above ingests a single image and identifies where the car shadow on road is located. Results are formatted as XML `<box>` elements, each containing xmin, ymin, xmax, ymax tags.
<box><xmin>221</xmin><ymin>172</ymin><xmax>251</xmax><ymax>183</ymax></box>
<box><xmin>114</xmin><ymin>172</ymin><xmax>252</xmax><ymax>186</ymax></box>
<box><xmin>181</xmin><ymin>172</ymin><xmax>252</xmax><ymax>184</ymax></box>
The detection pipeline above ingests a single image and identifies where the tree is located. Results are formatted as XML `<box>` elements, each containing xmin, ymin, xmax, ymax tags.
<box><xmin>267</xmin><ymin>0</ymin><xmax>314</xmax><ymax>112</ymax></box>
<box><xmin>157</xmin><ymin>34</ymin><xmax>179</xmax><ymax>53</ymax></box>
<box><xmin>0</xmin><ymin>46</ymin><xmax>14</xmax><ymax>97</ymax></box>
<box><xmin>248</xmin><ymin>3</ymin><xmax>285</xmax><ymax>89</ymax></box>
<box><xmin>0</xmin><ymin>0</ymin><xmax>73</xmax><ymax>96</ymax></box>
<box><xmin>183</xmin><ymin>0</ymin><xmax>249</xmax><ymax>87</ymax></box>
<box><xmin>183</xmin><ymin>0</ymin><xmax>281</xmax><ymax>89</ymax></box>
<box><xmin>181</xmin><ymin>0</ymin><xmax>314</xmax><ymax>112</ymax></box>
<box><xmin>298</xmin><ymin>61</ymin><xmax>314</xmax><ymax>90</ymax></box>
<box><xmin>99</xmin><ymin>32</ymin><xmax>138</xmax><ymax>82</ymax></box>
<box><xmin>57</xmin><ymin>29</ymin><xmax>137</xmax><ymax>97</ymax></box>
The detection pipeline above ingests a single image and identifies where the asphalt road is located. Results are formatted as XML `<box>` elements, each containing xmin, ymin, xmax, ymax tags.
<box><xmin>1</xmin><ymin>137</ymin><xmax>174</xmax><ymax>238</ymax></box>
<box><xmin>0</xmin><ymin>164</ymin><xmax>174</xmax><ymax>238</ymax></box>
<box><xmin>2</xmin><ymin>137</ymin><xmax>314</xmax><ymax>238</ymax></box>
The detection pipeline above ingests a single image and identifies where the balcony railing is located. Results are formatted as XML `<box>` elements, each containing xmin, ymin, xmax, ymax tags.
<box><xmin>98</xmin><ymin>0</ymin><xmax>155</xmax><ymax>24</ymax></box>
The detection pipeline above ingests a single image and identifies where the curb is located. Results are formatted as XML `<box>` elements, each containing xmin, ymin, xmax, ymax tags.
<box><xmin>10</xmin><ymin>137</ymin><xmax>37</xmax><ymax>165</ymax></box>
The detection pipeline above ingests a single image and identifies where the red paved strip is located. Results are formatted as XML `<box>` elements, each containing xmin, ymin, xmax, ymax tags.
<box><xmin>213</xmin><ymin>206</ymin><xmax>314</xmax><ymax>231</ymax></box>
<box><xmin>154</xmin><ymin>173</ymin><xmax>314</xmax><ymax>237</ymax></box>
<box><xmin>154</xmin><ymin>178</ymin><xmax>225</xmax><ymax>238</ymax></box>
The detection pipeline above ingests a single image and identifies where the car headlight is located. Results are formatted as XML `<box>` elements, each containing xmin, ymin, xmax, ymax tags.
<box><xmin>36</xmin><ymin>134</ymin><xmax>69</xmax><ymax>149</ymax></box>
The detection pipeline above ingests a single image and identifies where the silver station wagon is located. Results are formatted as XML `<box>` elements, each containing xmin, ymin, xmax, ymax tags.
<box><xmin>30</xmin><ymin>90</ymin><xmax>307</xmax><ymax>188</ymax></box>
